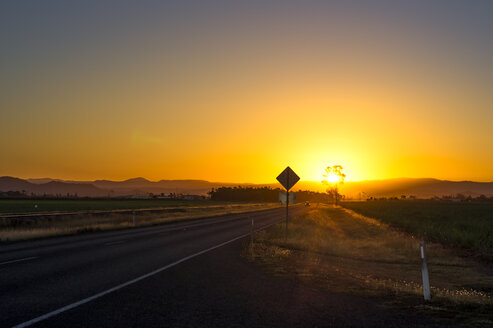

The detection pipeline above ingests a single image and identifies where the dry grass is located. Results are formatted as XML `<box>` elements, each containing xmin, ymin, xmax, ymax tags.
<box><xmin>245</xmin><ymin>205</ymin><xmax>493</xmax><ymax>327</ymax></box>
<box><xmin>0</xmin><ymin>203</ymin><xmax>279</xmax><ymax>242</ymax></box>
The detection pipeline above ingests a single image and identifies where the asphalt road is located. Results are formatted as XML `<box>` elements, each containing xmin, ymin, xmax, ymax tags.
<box><xmin>1</xmin><ymin>206</ymin><xmax>455</xmax><ymax>327</ymax></box>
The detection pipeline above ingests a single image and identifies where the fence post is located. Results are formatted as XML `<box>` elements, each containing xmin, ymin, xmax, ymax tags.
<box><xmin>420</xmin><ymin>241</ymin><xmax>431</xmax><ymax>301</ymax></box>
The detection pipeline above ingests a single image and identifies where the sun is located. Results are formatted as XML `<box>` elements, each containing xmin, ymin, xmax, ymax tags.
<box><xmin>324</xmin><ymin>172</ymin><xmax>340</xmax><ymax>183</ymax></box>
<box><xmin>322</xmin><ymin>165</ymin><xmax>346</xmax><ymax>186</ymax></box>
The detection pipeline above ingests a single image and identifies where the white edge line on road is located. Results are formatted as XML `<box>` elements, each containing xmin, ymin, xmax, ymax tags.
<box><xmin>12</xmin><ymin>220</ymin><xmax>282</xmax><ymax>328</ymax></box>
<box><xmin>156</xmin><ymin>213</ymin><xmax>265</xmax><ymax>234</ymax></box>
<box><xmin>0</xmin><ymin>256</ymin><xmax>38</xmax><ymax>266</ymax></box>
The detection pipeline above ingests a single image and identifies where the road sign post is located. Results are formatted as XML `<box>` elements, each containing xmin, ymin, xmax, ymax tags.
<box><xmin>276</xmin><ymin>166</ymin><xmax>300</xmax><ymax>241</ymax></box>
<box><xmin>286</xmin><ymin>188</ymin><xmax>289</xmax><ymax>241</ymax></box>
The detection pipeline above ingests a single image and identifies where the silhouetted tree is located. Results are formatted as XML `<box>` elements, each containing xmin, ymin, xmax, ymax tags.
<box><xmin>322</xmin><ymin>165</ymin><xmax>346</xmax><ymax>205</ymax></box>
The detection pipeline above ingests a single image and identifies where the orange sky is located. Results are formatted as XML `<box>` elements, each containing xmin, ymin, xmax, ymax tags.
<box><xmin>1</xmin><ymin>2</ymin><xmax>492</xmax><ymax>183</ymax></box>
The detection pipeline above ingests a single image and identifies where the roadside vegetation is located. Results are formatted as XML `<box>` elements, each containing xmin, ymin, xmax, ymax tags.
<box><xmin>209</xmin><ymin>186</ymin><xmax>328</xmax><ymax>203</ymax></box>
<box><xmin>245</xmin><ymin>206</ymin><xmax>493</xmax><ymax>327</ymax></box>
<box><xmin>0</xmin><ymin>203</ymin><xmax>279</xmax><ymax>242</ymax></box>
<box><xmin>342</xmin><ymin>200</ymin><xmax>493</xmax><ymax>258</ymax></box>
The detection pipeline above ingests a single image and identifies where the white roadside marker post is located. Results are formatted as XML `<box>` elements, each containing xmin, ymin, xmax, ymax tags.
<box><xmin>132</xmin><ymin>211</ymin><xmax>136</xmax><ymax>227</ymax></box>
<box><xmin>420</xmin><ymin>241</ymin><xmax>431</xmax><ymax>301</ymax></box>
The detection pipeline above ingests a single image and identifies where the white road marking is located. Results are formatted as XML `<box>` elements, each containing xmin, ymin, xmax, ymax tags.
<box><xmin>0</xmin><ymin>256</ymin><xmax>38</xmax><ymax>266</ymax></box>
<box><xmin>156</xmin><ymin>218</ymin><xmax>243</xmax><ymax>235</ymax></box>
<box><xmin>11</xmin><ymin>219</ymin><xmax>282</xmax><ymax>328</ymax></box>
<box><xmin>104</xmin><ymin>241</ymin><xmax>124</xmax><ymax>246</ymax></box>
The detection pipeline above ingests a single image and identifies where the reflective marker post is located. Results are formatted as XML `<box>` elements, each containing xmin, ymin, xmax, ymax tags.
<box><xmin>420</xmin><ymin>241</ymin><xmax>431</xmax><ymax>301</ymax></box>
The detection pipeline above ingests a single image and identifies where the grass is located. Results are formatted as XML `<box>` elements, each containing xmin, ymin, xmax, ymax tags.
<box><xmin>341</xmin><ymin>200</ymin><xmax>493</xmax><ymax>257</ymax></box>
<box><xmin>245</xmin><ymin>205</ymin><xmax>493</xmax><ymax>327</ymax></box>
<box><xmin>0</xmin><ymin>203</ymin><xmax>279</xmax><ymax>242</ymax></box>
<box><xmin>0</xmin><ymin>199</ymin><xmax>235</xmax><ymax>214</ymax></box>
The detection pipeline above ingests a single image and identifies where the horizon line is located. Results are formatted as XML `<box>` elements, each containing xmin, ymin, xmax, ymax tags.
<box><xmin>5</xmin><ymin>176</ymin><xmax>493</xmax><ymax>185</ymax></box>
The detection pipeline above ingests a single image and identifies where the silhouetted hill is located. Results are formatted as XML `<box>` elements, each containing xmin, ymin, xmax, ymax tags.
<box><xmin>0</xmin><ymin>176</ymin><xmax>107</xmax><ymax>197</ymax></box>
<box><xmin>338</xmin><ymin>178</ymin><xmax>493</xmax><ymax>198</ymax></box>
<box><xmin>91</xmin><ymin>178</ymin><xmax>241</xmax><ymax>195</ymax></box>
<box><xmin>40</xmin><ymin>181</ymin><xmax>108</xmax><ymax>197</ymax></box>
<box><xmin>0</xmin><ymin>177</ymin><xmax>34</xmax><ymax>191</ymax></box>
<box><xmin>26</xmin><ymin>178</ymin><xmax>94</xmax><ymax>185</ymax></box>
<box><xmin>27</xmin><ymin>178</ymin><xmax>62</xmax><ymax>184</ymax></box>
<box><xmin>2</xmin><ymin>176</ymin><xmax>493</xmax><ymax>198</ymax></box>
<box><xmin>266</xmin><ymin>178</ymin><xmax>493</xmax><ymax>198</ymax></box>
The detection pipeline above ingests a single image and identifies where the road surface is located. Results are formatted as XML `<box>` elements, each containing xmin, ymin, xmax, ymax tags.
<box><xmin>0</xmin><ymin>206</ymin><xmax>454</xmax><ymax>327</ymax></box>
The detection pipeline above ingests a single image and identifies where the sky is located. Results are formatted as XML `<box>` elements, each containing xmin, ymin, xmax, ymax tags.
<box><xmin>1</xmin><ymin>1</ymin><xmax>492</xmax><ymax>183</ymax></box>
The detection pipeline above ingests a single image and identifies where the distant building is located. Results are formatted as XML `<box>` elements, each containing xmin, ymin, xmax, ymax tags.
<box><xmin>279</xmin><ymin>191</ymin><xmax>296</xmax><ymax>204</ymax></box>
<box><xmin>130</xmin><ymin>195</ymin><xmax>151</xmax><ymax>199</ymax></box>
<box><xmin>182</xmin><ymin>195</ymin><xmax>204</xmax><ymax>200</ymax></box>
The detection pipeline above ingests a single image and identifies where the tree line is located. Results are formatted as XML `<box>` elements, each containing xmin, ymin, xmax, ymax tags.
<box><xmin>208</xmin><ymin>186</ymin><xmax>328</xmax><ymax>203</ymax></box>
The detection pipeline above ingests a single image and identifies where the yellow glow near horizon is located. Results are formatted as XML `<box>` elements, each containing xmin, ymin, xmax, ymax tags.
<box><xmin>1</xmin><ymin>3</ymin><xmax>493</xmax><ymax>184</ymax></box>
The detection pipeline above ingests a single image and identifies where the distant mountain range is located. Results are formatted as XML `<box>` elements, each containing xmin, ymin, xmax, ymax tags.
<box><xmin>1</xmin><ymin>176</ymin><xmax>493</xmax><ymax>198</ymax></box>
<box><xmin>339</xmin><ymin>178</ymin><xmax>493</xmax><ymax>198</ymax></box>
<box><xmin>0</xmin><ymin>176</ymin><xmax>252</xmax><ymax>197</ymax></box>
<box><xmin>0</xmin><ymin>177</ymin><xmax>108</xmax><ymax>197</ymax></box>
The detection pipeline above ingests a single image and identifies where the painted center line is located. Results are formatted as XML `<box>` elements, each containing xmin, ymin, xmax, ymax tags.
<box><xmin>0</xmin><ymin>256</ymin><xmax>38</xmax><ymax>266</ymax></box>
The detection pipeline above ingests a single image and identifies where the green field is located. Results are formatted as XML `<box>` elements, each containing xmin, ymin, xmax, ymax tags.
<box><xmin>341</xmin><ymin>200</ymin><xmax>493</xmax><ymax>256</ymax></box>
<box><xmin>0</xmin><ymin>199</ymin><xmax>232</xmax><ymax>215</ymax></box>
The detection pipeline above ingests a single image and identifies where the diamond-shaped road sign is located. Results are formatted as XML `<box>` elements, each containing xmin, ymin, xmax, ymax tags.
<box><xmin>276</xmin><ymin>166</ymin><xmax>300</xmax><ymax>191</ymax></box>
